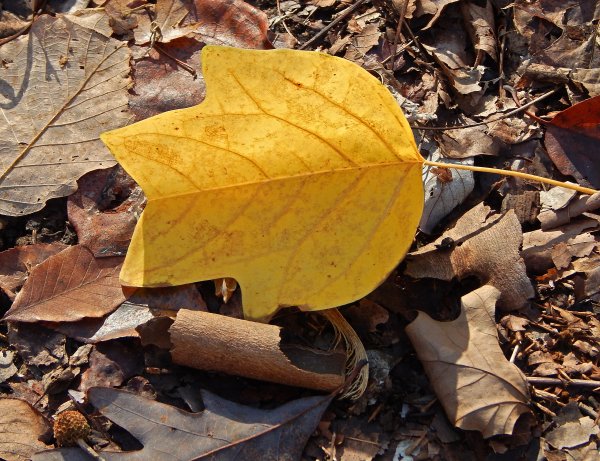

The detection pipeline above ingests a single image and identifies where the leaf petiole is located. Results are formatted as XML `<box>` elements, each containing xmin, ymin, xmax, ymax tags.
<box><xmin>422</xmin><ymin>159</ymin><xmax>599</xmax><ymax>195</ymax></box>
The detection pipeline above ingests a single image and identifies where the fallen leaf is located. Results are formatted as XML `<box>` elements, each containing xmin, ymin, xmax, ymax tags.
<box><xmin>545</xmin><ymin>403</ymin><xmax>600</xmax><ymax>450</ymax></box>
<box><xmin>101</xmin><ymin>46</ymin><xmax>424</xmax><ymax>321</ymax></box>
<box><xmin>0</xmin><ymin>242</ymin><xmax>67</xmax><ymax>299</ymax></box>
<box><xmin>0</xmin><ymin>398</ymin><xmax>50</xmax><ymax>461</ymax></box>
<box><xmin>538</xmin><ymin>190</ymin><xmax>600</xmax><ymax>230</ymax></box>
<box><xmin>406</xmin><ymin>203</ymin><xmax>534</xmax><ymax>310</ymax></box>
<box><xmin>405</xmin><ymin>285</ymin><xmax>532</xmax><ymax>437</ymax></box>
<box><xmin>129</xmin><ymin>37</ymin><xmax>206</xmax><ymax>120</ymax></box>
<box><xmin>67</xmin><ymin>167</ymin><xmax>145</xmax><ymax>257</ymax></box>
<box><xmin>420</xmin><ymin>151</ymin><xmax>474</xmax><ymax>234</ymax></box>
<box><xmin>0</xmin><ymin>15</ymin><xmax>131</xmax><ymax>216</ymax></box>
<box><xmin>8</xmin><ymin>323</ymin><xmax>67</xmax><ymax>368</ymax></box>
<box><xmin>522</xmin><ymin>218</ymin><xmax>599</xmax><ymax>273</ymax></box>
<box><xmin>415</xmin><ymin>0</ymin><xmax>461</xmax><ymax>29</ymax></box>
<box><xmin>134</xmin><ymin>0</ymin><xmax>197</xmax><ymax>44</ymax></box>
<box><xmin>79</xmin><ymin>342</ymin><xmax>143</xmax><ymax>392</ymax></box>
<box><xmin>34</xmin><ymin>386</ymin><xmax>333</xmax><ymax>460</ymax></box>
<box><xmin>55</xmin><ymin>285</ymin><xmax>206</xmax><ymax>343</ymax></box>
<box><xmin>3</xmin><ymin>245</ymin><xmax>128</xmax><ymax>323</ymax></box>
<box><xmin>544</xmin><ymin>95</ymin><xmax>600</xmax><ymax>189</ymax></box>
<box><xmin>460</xmin><ymin>1</ymin><xmax>496</xmax><ymax>61</ymax></box>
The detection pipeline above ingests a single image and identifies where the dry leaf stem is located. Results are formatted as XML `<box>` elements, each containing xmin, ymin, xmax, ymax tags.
<box><xmin>421</xmin><ymin>159</ymin><xmax>598</xmax><ymax>195</ymax></box>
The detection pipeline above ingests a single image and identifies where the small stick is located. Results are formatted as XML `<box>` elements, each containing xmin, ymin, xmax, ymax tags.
<box><xmin>389</xmin><ymin>0</ymin><xmax>409</xmax><ymax>70</ymax></box>
<box><xmin>509</xmin><ymin>343</ymin><xmax>520</xmax><ymax>363</ymax></box>
<box><xmin>527</xmin><ymin>376</ymin><xmax>600</xmax><ymax>391</ymax></box>
<box><xmin>422</xmin><ymin>159</ymin><xmax>598</xmax><ymax>195</ymax></box>
<box><xmin>411</xmin><ymin>88</ymin><xmax>557</xmax><ymax>131</ymax></box>
<box><xmin>299</xmin><ymin>0</ymin><xmax>369</xmax><ymax>50</ymax></box>
<box><xmin>76</xmin><ymin>439</ymin><xmax>106</xmax><ymax>461</ymax></box>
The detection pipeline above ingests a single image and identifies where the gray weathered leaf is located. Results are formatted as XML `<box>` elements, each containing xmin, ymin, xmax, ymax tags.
<box><xmin>0</xmin><ymin>15</ymin><xmax>131</xmax><ymax>216</ymax></box>
<box><xmin>33</xmin><ymin>386</ymin><xmax>333</xmax><ymax>460</ymax></box>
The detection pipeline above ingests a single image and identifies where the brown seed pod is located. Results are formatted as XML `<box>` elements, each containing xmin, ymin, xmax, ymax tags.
<box><xmin>53</xmin><ymin>410</ymin><xmax>91</xmax><ymax>447</ymax></box>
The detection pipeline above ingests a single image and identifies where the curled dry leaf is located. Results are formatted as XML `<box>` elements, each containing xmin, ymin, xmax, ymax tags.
<box><xmin>0</xmin><ymin>398</ymin><xmax>50</xmax><ymax>461</ymax></box>
<box><xmin>405</xmin><ymin>286</ymin><xmax>532</xmax><ymax>437</ymax></box>
<box><xmin>406</xmin><ymin>203</ymin><xmax>534</xmax><ymax>310</ymax></box>
<box><xmin>0</xmin><ymin>15</ymin><xmax>131</xmax><ymax>216</ymax></box>
<box><xmin>420</xmin><ymin>151</ymin><xmax>474</xmax><ymax>234</ymax></box>
<box><xmin>537</xmin><ymin>192</ymin><xmax>600</xmax><ymax>230</ymax></box>
<box><xmin>101</xmin><ymin>46</ymin><xmax>424</xmax><ymax>321</ymax></box>
<box><xmin>3</xmin><ymin>245</ymin><xmax>127</xmax><ymax>323</ymax></box>
<box><xmin>33</xmin><ymin>387</ymin><xmax>333</xmax><ymax>461</ymax></box>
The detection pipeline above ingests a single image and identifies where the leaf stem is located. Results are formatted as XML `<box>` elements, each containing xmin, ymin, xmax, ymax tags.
<box><xmin>422</xmin><ymin>159</ymin><xmax>598</xmax><ymax>195</ymax></box>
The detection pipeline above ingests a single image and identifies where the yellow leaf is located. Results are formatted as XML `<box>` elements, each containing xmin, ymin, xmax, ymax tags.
<box><xmin>101</xmin><ymin>46</ymin><xmax>424</xmax><ymax>321</ymax></box>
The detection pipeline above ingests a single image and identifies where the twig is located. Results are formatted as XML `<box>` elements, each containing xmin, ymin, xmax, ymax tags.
<box><xmin>275</xmin><ymin>0</ymin><xmax>299</xmax><ymax>44</ymax></box>
<box><xmin>299</xmin><ymin>0</ymin><xmax>369</xmax><ymax>50</ymax></box>
<box><xmin>389</xmin><ymin>0</ymin><xmax>408</xmax><ymax>70</ymax></box>
<box><xmin>527</xmin><ymin>376</ymin><xmax>600</xmax><ymax>391</ymax></box>
<box><xmin>411</xmin><ymin>87</ymin><xmax>558</xmax><ymax>131</ymax></box>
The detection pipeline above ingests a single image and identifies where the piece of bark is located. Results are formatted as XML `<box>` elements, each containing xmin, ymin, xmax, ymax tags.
<box><xmin>170</xmin><ymin>310</ymin><xmax>345</xmax><ymax>392</ymax></box>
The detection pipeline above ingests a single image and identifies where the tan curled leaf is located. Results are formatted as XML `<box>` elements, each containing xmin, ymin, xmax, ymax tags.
<box><xmin>0</xmin><ymin>15</ymin><xmax>131</xmax><ymax>216</ymax></box>
<box><xmin>406</xmin><ymin>285</ymin><xmax>532</xmax><ymax>437</ymax></box>
<box><xmin>3</xmin><ymin>245</ymin><xmax>127</xmax><ymax>323</ymax></box>
<box><xmin>0</xmin><ymin>398</ymin><xmax>50</xmax><ymax>461</ymax></box>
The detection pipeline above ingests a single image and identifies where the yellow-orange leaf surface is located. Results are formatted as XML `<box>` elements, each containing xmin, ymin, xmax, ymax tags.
<box><xmin>101</xmin><ymin>46</ymin><xmax>424</xmax><ymax>321</ymax></box>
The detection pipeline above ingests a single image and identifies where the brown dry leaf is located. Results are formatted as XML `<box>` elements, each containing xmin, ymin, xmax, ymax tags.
<box><xmin>544</xmin><ymin>95</ymin><xmax>600</xmax><ymax>189</ymax></box>
<box><xmin>79</xmin><ymin>342</ymin><xmax>142</xmax><ymax>392</ymax></box>
<box><xmin>68</xmin><ymin>167</ymin><xmax>145</xmax><ymax>257</ymax></box>
<box><xmin>0</xmin><ymin>15</ymin><xmax>131</xmax><ymax>216</ymax></box>
<box><xmin>405</xmin><ymin>285</ymin><xmax>531</xmax><ymax>437</ymax></box>
<box><xmin>545</xmin><ymin>403</ymin><xmax>600</xmax><ymax>450</ymax></box>
<box><xmin>0</xmin><ymin>398</ymin><xmax>50</xmax><ymax>461</ymax></box>
<box><xmin>460</xmin><ymin>1</ymin><xmax>496</xmax><ymax>61</ymax></box>
<box><xmin>34</xmin><ymin>387</ymin><xmax>333</xmax><ymax>460</ymax></box>
<box><xmin>192</xmin><ymin>0</ymin><xmax>273</xmax><ymax>49</ymax></box>
<box><xmin>415</xmin><ymin>0</ymin><xmax>461</xmax><ymax>28</ymax></box>
<box><xmin>406</xmin><ymin>203</ymin><xmax>534</xmax><ymax>310</ymax></box>
<box><xmin>3</xmin><ymin>245</ymin><xmax>127</xmax><ymax>323</ymax></box>
<box><xmin>522</xmin><ymin>218</ymin><xmax>599</xmax><ymax>273</ymax></box>
<box><xmin>134</xmin><ymin>0</ymin><xmax>197</xmax><ymax>44</ymax></box>
<box><xmin>438</xmin><ymin>125</ymin><xmax>500</xmax><ymax>159</ymax></box>
<box><xmin>0</xmin><ymin>242</ymin><xmax>66</xmax><ymax>300</ymax></box>
<box><xmin>129</xmin><ymin>37</ymin><xmax>206</xmax><ymax>120</ymax></box>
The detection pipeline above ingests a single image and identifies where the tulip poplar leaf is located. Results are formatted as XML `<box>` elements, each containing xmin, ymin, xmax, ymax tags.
<box><xmin>101</xmin><ymin>46</ymin><xmax>424</xmax><ymax>321</ymax></box>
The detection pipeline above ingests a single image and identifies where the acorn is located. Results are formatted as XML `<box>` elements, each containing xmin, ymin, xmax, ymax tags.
<box><xmin>53</xmin><ymin>410</ymin><xmax>91</xmax><ymax>447</ymax></box>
